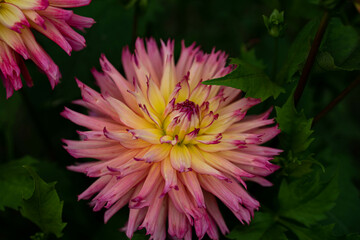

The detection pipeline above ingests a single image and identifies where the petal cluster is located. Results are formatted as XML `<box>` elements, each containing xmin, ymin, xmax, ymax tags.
<box><xmin>0</xmin><ymin>0</ymin><xmax>94</xmax><ymax>98</ymax></box>
<box><xmin>63</xmin><ymin>38</ymin><xmax>282</xmax><ymax>240</ymax></box>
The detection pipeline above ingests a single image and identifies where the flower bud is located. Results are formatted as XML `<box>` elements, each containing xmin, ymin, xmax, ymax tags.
<box><xmin>263</xmin><ymin>9</ymin><xmax>285</xmax><ymax>38</ymax></box>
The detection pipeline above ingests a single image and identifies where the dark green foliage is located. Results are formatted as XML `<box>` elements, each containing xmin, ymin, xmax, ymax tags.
<box><xmin>0</xmin><ymin>0</ymin><xmax>359</xmax><ymax>239</ymax></box>
<box><xmin>278</xmin><ymin>173</ymin><xmax>339</xmax><ymax>226</ymax></box>
<box><xmin>308</xmin><ymin>0</ymin><xmax>342</xmax><ymax>10</ymax></box>
<box><xmin>20</xmin><ymin>167</ymin><xmax>67</xmax><ymax>238</ymax></box>
<box><xmin>203</xmin><ymin>53</ymin><xmax>284</xmax><ymax>100</ymax></box>
<box><xmin>227</xmin><ymin>212</ymin><xmax>288</xmax><ymax>240</ymax></box>
<box><xmin>0</xmin><ymin>157</ymin><xmax>66</xmax><ymax>238</ymax></box>
<box><xmin>0</xmin><ymin>157</ymin><xmax>37</xmax><ymax>210</ymax></box>
<box><xmin>315</xmin><ymin>18</ymin><xmax>360</xmax><ymax>72</ymax></box>
<box><xmin>282</xmin><ymin>223</ymin><xmax>336</xmax><ymax>240</ymax></box>
<box><xmin>277</xmin><ymin>19</ymin><xmax>319</xmax><ymax>84</ymax></box>
<box><xmin>276</xmin><ymin>93</ymin><xmax>314</xmax><ymax>153</ymax></box>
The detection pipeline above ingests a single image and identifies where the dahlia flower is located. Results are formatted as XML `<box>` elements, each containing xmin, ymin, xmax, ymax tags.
<box><xmin>0</xmin><ymin>0</ymin><xmax>94</xmax><ymax>98</ymax></box>
<box><xmin>63</xmin><ymin>38</ymin><xmax>282</xmax><ymax>240</ymax></box>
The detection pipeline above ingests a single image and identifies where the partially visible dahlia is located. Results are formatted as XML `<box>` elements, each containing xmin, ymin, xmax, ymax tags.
<box><xmin>63</xmin><ymin>38</ymin><xmax>282</xmax><ymax>240</ymax></box>
<box><xmin>0</xmin><ymin>0</ymin><xmax>94</xmax><ymax>98</ymax></box>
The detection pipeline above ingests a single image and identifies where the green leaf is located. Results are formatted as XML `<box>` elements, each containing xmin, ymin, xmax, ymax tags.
<box><xmin>278</xmin><ymin>172</ymin><xmax>339</xmax><ymax>227</ymax></box>
<box><xmin>281</xmin><ymin>222</ymin><xmax>336</xmax><ymax>240</ymax></box>
<box><xmin>20</xmin><ymin>166</ymin><xmax>66</xmax><ymax>238</ymax></box>
<box><xmin>0</xmin><ymin>157</ymin><xmax>38</xmax><ymax>210</ymax></box>
<box><xmin>275</xmin><ymin>153</ymin><xmax>324</xmax><ymax>178</ymax></box>
<box><xmin>227</xmin><ymin>212</ymin><xmax>288</xmax><ymax>240</ymax></box>
<box><xmin>277</xmin><ymin>19</ymin><xmax>318</xmax><ymax>84</ymax></box>
<box><xmin>203</xmin><ymin>57</ymin><xmax>284</xmax><ymax>100</ymax></box>
<box><xmin>314</xmin><ymin>18</ymin><xmax>360</xmax><ymax>72</ymax></box>
<box><xmin>322</xmin><ymin>18</ymin><xmax>358</xmax><ymax>65</ymax></box>
<box><xmin>275</xmin><ymin>93</ymin><xmax>314</xmax><ymax>153</ymax></box>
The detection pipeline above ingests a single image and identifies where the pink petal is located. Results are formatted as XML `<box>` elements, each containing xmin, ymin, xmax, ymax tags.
<box><xmin>48</xmin><ymin>0</ymin><xmax>91</xmax><ymax>8</ymax></box>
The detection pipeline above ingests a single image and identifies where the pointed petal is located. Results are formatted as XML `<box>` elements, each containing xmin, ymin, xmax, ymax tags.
<box><xmin>0</xmin><ymin>23</ymin><xmax>29</xmax><ymax>58</ymax></box>
<box><xmin>131</xmin><ymin>163</ymin><xmax>161</xmax><ymax>206</ymax></box>
<box><xmin>105</xmin><ymin>95</ymin><xmax>153</xmax><ymax>129</ymax></box>
<box><xmin>104</xmin><ymin>189</ymin><xmax>134</xmax><ymax>223</ymax></box>
<box><xmin>170</xmin><ymin>144</ymin><xmax>192</xmax><ymax>172</ymax></box>
<box><xmin>67</xmin><ymin>13</ymin><xmax>95</xmax><ymax>30</ymax></box>
<box><xmin>127</xmin><ymin>128</ymin><xmax>163</xmax><ymax>144</ymax></box>
<box><xmin>37</xmin><ymin>6</ymin><xmax>73</xmax><ymax>20</ymax></box>
<box><xmin>188</xmin><ymin>145</ymin><xmax>229</xmax><ymax>181</ymax></box>
<box><xmin>179</xmin><ymin>171</ymin><xmax>205</xmax><ymax>208</ymax></box>
<box><xmin>29</xmin><ymin>16</ymin><xmax>72</xmax><ymax>55</ymax></box>
<box><xmin>135</xmin><ymin>144</ymin><xmax>171</xmax><ymax>163</ymax></box>
<box><xmin>5</xmin><ymin>0</ymin><xmax>48</xmax><ymax>10</ymax></box>
<box><xmin>61</xmin><ymin>107</ymin><xmax>122</xmax><ymax>131</ymax></box>
<box><xmin>160</xmin><ymin>157</ymin><xmax>178</xmax><ymax>196</ymax></box>
<box><xmin>204</xmin><ymin>191</ymin><xmax>229</xmax><ymax>235</ymax></box>
<box><xmin>48</xmin><ymin>0</ymin><xmax>91</xmax><ymax>7</ymax></box>
<box><xmin>0</xmin><ymin>3</ymin><xmax>29</xmax><ymax>33</ymax></box>
<box><xmin>168</xmin><ymin>199</ymin><xmax>189</xmax><ymax>239</ymax></box>
<box><xmin>104</xmin><ymin>128</ymin><xmax>151</xmax><ymax>149</ymax></box>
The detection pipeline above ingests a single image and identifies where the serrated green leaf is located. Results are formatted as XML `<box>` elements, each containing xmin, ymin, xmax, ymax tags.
<box><xmin>278</xmin><ymin>172</ymin><xmax>339</xmax><ymax>226</ymax></box>
<box><xmin>0</xmin><ymin>157</ymin><xmax>38</xmax><ymax>210</ymax></box>
<box><xmin>275</xmin><ymin>93</ymin><xmax>314</xmax><ymax>153</ymax></box>
<box><xmin>227</xmin><ymin>212</ymin><xmax>288</xmax><ymax>240</ymax></box>
<box><xmin>314</xmin><ymin>18</ymin><xmax>360</xmax><ymax>72</ymax></box>
<box><xmin>239</xmin><ymin>46</ymin><xmax>266</xmax><ymax>69</ymax></box>
<box><xmin>203</xmin><ymin>57</ymin><xmax>284</xmax><ymax>100</ymax></box>
<box><xmin>276</xmin><ymin>154</ymin><xmax>321</xmax><ymax>178</ymax></box>
<box><xmin>281</xmin><ymin>222</ymin><xmax>336</xmax><ymax>240</ymax></box>
<box><xmin>321</xmin><ymin>18</ymin><xmax>358</xmax><ymax>66</ymax></box>
<box><xmin>20</xmin><ymin>166</ymin><xmax>66</xmax><ymax>238</ymax></box>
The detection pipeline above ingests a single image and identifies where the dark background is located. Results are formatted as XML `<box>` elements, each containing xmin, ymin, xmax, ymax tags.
<box><xmin>0</xmin><ymin>0</ymin><xmax>359</xmax><ymax>239</ymax></box>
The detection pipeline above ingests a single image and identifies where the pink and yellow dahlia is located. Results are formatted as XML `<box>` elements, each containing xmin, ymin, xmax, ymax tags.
<box><xmin>63</xmin><ymin>38</ymin><xmax>282</xmax><ymax>240</ymax></box>
<box><xmin>0</xmin><ymin>0</ymin><xmax>94</xmax><ymax>98</ymax></box>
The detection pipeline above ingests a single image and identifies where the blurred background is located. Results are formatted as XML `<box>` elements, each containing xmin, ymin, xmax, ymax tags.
<box><xmin>0</xmin><ymin>0</ymin><xmax>359</xmax><ymax>239</ymax></box>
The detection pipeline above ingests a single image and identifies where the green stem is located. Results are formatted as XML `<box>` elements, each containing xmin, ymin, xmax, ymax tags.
<box><xmin>312</xmin><ymin>75</ymin><xmax>360</xmax><ymax>126</ymax></box>
<box><xmin>294</xmin><ymin>11</ymin><xmax>330</xmax><ymax>106</ymax></box>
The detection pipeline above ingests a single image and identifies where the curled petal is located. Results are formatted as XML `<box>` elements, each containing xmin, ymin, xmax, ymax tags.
<box><xmin>170</xmin><ymin>144</ymin><xmax>192</xmax><ymax>172</ymax></box>
<box><xmin>0</xmin><ymin>3</ymin><xmax>29</xmax><ymax>33</ymax></box>
<box><xmin>48</xmin><ymin>0</ymin><xmax>91</xmax><ymax>8</ymax></box>
<box><xmin>0</xmin><ymin>23</ymin><xmax>29</xmax><ymax>58</ymax></box>
<box><xmin>5</xmin><ymin>0</ymin><xmax>49</xmax><ymax>10</ymax></box>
